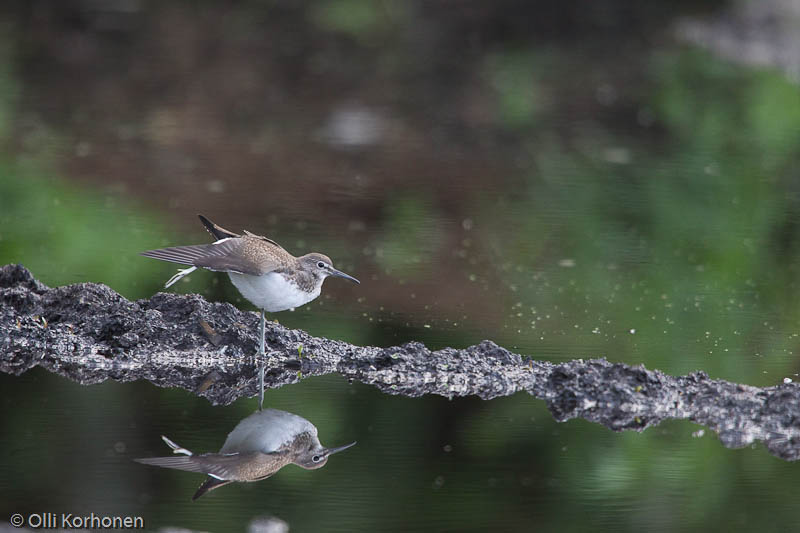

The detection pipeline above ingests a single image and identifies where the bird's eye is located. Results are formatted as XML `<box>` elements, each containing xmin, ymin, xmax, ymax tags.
<box><xmin>317</xmin><ymin>261</ymin><xmax>326</xmax><ymax>269</ymax></box>
<box><xmin>312</xmin><ymin>455</ymin><xmax>322</xmax><ymax>463</ymax></box>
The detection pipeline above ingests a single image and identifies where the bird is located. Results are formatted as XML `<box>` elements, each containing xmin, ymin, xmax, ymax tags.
<box><xmin>141</xmin><ymin>215</ymin><xmax>360</xmax><ymax>408</ymax></box>
<box><xmin>135</xmin><ymin>408</ymin><xmax>356</xmax><ymax>501</ymax></box>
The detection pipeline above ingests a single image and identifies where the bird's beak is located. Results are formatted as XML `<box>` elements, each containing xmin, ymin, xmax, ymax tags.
<box><xmin>323</xmin><ymin>441</ymin><xmax>357</xmax><ymax>457</ymax></box>
<box><xmin>329</xmin><ymin>268</ymin><xmax>360</xmax><ymax>284</ymax></box>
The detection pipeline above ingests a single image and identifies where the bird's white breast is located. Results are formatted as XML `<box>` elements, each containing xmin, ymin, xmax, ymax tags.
<box><xmin>220</xmin><ymin>409</ymin><xmax>318</xmax><ymax>454</ymax></box>
<box><xmin>228</xmin><ymin>272</ymin><xmax>320</xmax><ymax>312</ymax></box>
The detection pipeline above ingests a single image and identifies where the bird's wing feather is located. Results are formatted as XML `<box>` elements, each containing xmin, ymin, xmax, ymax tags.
<box><xmin>134</xmin><ymin>455</ymin><xmax>208</xmax><ymax>474</ymax></box>
<box><xmin>136</xmin><ymin>451</ymin><xmax>272</xmax><ymax>481</ymax></box>
<box><xmin>140</xmin><ymin>238</ymin><xmax>284</xmax><ymax>276</ymax></box>
<box><xmin>198</xmin><ymin>214</ymin><xmax>240</xmax><ymax>240</ymax></box>
<box><xmin>197</xmin><ymin>213</ymin><xmax>284</xmax><ymax>251</ymax></box>
<box><xmin>192</xmin><ymin>476</ymin><xmax>232</xmax><ymax>501</ymax></box>
<box><xmin>243</xmin><ymin>230</ymin><xmax>285</xmax><ymax>250</ymax></box>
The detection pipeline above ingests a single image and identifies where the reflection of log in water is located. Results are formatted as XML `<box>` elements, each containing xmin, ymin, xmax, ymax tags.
<box><xmin>2</xmin><ymin>264</ymin><xmax>800</xmax><ymax>461</ymax></box>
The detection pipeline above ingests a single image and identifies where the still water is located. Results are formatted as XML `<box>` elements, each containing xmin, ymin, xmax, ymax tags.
<box><xmin>6</xmin><ymin>369</ymin><xmax>796</xmax><ymax>532</ymax></box>
<box><xmin>2</xmin><ymin>1</ymin><xmax>800</xmax><ymax>531</ymax></box>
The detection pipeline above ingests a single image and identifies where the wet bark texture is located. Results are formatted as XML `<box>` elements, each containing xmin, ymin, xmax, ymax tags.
<box><xmin>2</xmin><ymin>264</ymin><xmax>799</xmax><ymax>461</ymax></box>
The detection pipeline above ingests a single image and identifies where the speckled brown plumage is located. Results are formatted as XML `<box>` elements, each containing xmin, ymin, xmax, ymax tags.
<box><xmin>141</xmin><ymin>228</ymin><xmax>298</xmax><ymax>276</ymax></box>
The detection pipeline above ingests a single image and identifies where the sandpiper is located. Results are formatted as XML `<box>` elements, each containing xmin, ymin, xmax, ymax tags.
<box><xmin>141</xmin><ymin>215</ymin><xmax>360</xmax><ymax>408</ymax></box>
<box><xmin>135</xmin><ymin>408</ymin><xmax>356</xmax><ymax>500</ymax></box>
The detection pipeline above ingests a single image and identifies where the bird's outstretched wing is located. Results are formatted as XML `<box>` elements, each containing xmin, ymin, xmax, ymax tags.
<box><xmin>140</xmin><ymin>238</ymin><xmax>285</xmax><ymax>276</ymax></box>
<box><xmin>200</xmin><ymin>214</ymin><xmax>285</xmax><ymax>250</ymax></box>
<box><xmin>135</xmin><ymin>450</ymin><xmax>268</xmax><ymax>479</ymax></box>
<box><xmin>198</xmin><ymin>214</ymin><xmax>240</xmax><ymax>240</ymax></box>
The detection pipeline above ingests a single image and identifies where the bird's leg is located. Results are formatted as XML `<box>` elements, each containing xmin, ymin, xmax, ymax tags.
<box><xmin>259</xmin><ymin>308</ymin><xmax>265</xmax><ymax>411</ymax></box>
<box><xmin>259</xmin><ymin>308</ymin><xmax>265</xmax><ymax>357</ymax></box>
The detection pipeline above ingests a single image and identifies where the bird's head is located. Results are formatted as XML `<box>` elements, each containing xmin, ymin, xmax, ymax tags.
<box><xmin>300</xmin><ymin>253</ymin><xmax>360</xmax><ymax>284</ymax></box>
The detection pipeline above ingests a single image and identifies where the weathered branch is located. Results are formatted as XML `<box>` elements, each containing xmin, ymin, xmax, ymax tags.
<box><xmin>2</xmin><ymin>264</ymin><xmax>799</xmax><ymax>461</ymax></box>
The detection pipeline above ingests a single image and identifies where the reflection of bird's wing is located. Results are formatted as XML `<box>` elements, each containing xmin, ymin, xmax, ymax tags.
<box><xmin>192</xmin><ymin>476</ymin><xmax>232</xmax><ymax>501</ymax></box>
<box><xmin>140</xmin><ymin>237</ymin><xmax>287</xmax><ymax>276</ymax></box>
<box><xmin>135</xmin><ymin>451</ymin><xmax>285</xmax><ymax>481</ymax></box>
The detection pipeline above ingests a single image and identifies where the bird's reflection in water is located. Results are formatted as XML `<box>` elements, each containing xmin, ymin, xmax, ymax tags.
<box><xmin>136</xmin><ymin>408</ymin><xmax>356</xmax><ymax>500</ymax></box>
